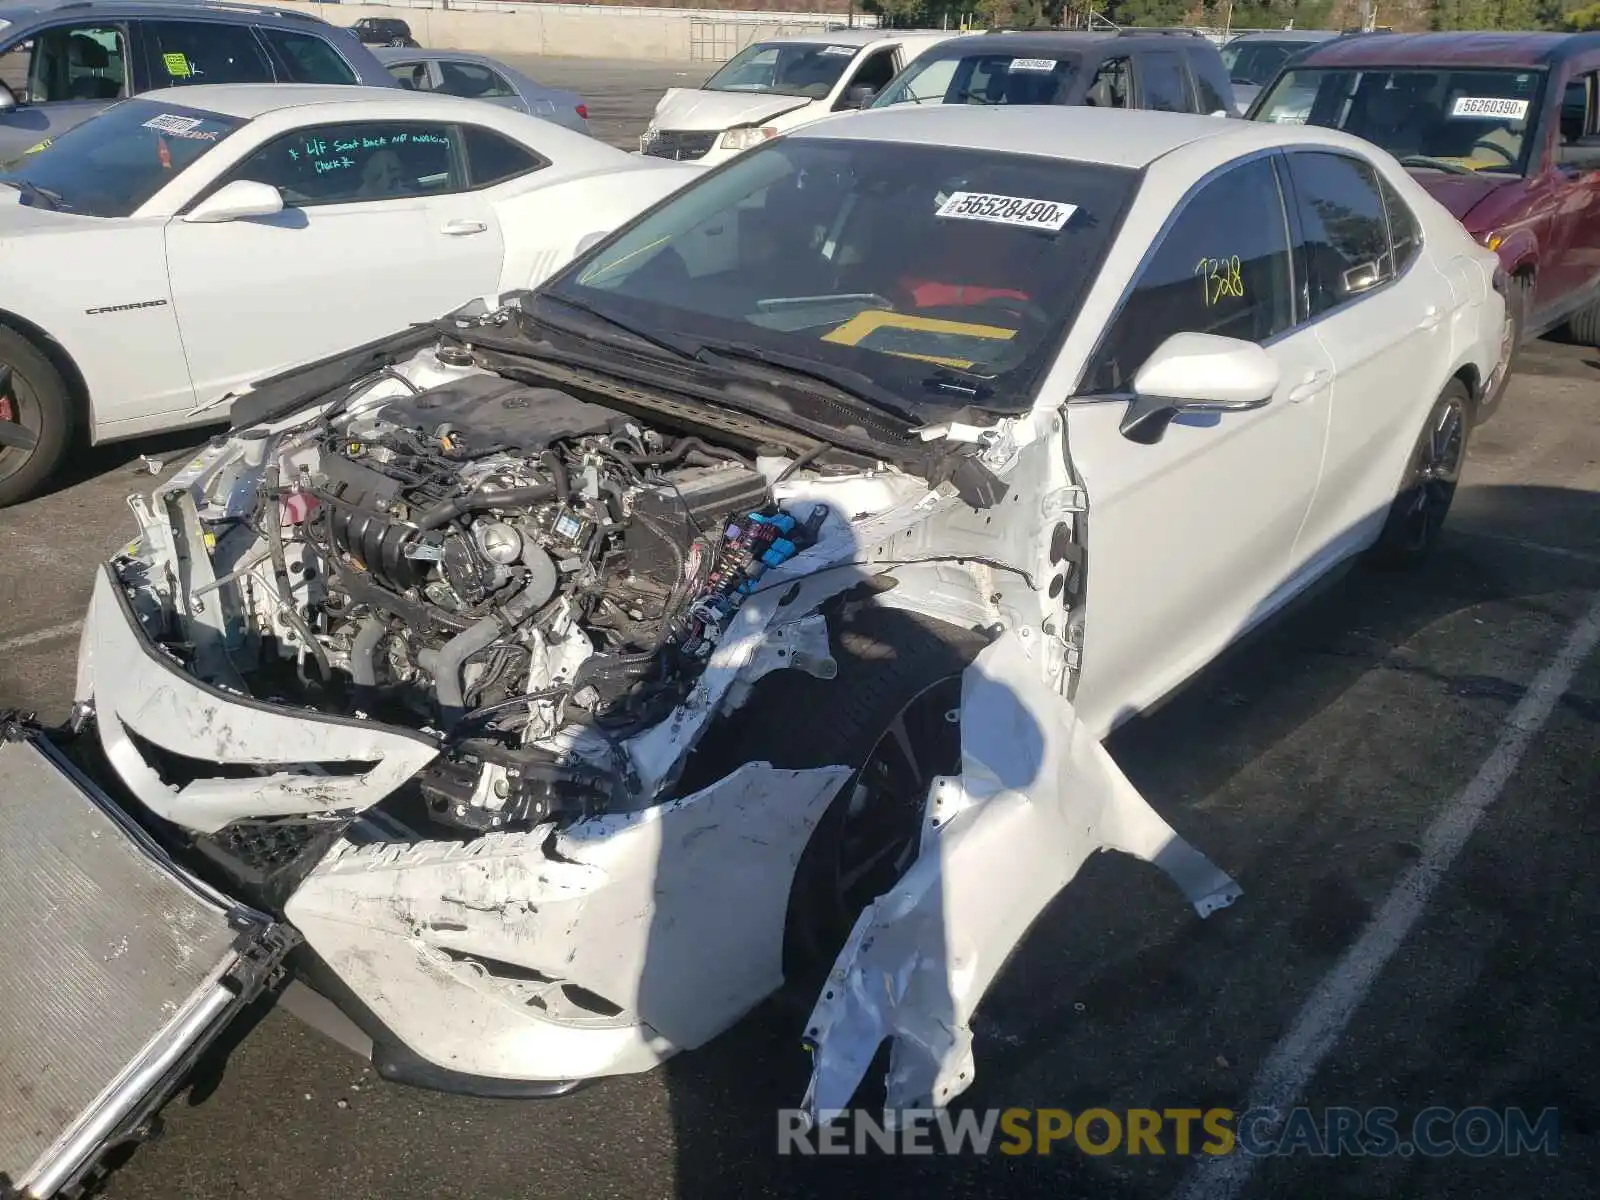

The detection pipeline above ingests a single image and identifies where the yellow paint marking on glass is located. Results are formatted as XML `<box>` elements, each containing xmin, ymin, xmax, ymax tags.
<box><xmin>822</xmin><ymin>309</ymin><xmax>1016</xmax><ymax>370</ymax></box>
<box><xmin>163</xmin><ymin>52</ymin><xmax>193</xmax><ymax>77</ymax></box>
<box><xmin>24</xmin><ymin>138</ymin><xmax>50</xmax><ymax>154</ymax></box>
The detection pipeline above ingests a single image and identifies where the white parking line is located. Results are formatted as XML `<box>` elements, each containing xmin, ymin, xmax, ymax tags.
<box><xmin>1175</xmin><ymin>585</ymin><xmax>1600</xmax><ymax>1200</ymax></box>
<box><xmin>0</xmin><ymin>620</ymin><xmax>82</xmax><ymax>655</ymax></box>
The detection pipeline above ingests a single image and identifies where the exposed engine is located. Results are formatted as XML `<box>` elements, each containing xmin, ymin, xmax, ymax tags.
<box><xmin>200</xmin><ymin>373</ymin><xmax>826</xmax><ymax>832</ymax></box>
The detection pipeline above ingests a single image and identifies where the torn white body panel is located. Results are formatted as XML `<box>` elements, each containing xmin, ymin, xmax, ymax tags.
<box><xmin>287</xmin><ymin>763</ymin><xmax>851</xmax><ymax>1081</ymax></box>
<box><xmin>800</xmin><ymin>631</ymin><xmax>1240</xmax><ymax>1119</ymax></box>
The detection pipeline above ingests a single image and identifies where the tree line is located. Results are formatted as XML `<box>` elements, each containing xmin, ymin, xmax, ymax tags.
<box><xmin>864</xmin><ymin>0</ymin><xmax>1600</xmax><ymax>34</ymax></box>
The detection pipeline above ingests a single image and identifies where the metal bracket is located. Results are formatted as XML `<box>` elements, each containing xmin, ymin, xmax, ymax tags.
<box><xmin>720</xmin><ymin>614</ymin><xmax>836</xmax><ymax>713</ymax></box>
<box><xmin>1040</xmin><ymin>485</ymin><xmax>1087</xmax><ymax>520</ymax></box>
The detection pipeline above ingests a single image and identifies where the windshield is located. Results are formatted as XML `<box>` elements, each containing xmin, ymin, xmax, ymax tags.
<box><xmin>543</xmin><ymin>138</ymin><xmax>1138</xmax><ymax>417</ymax></box>
<box><xmin>873</xmin><ymin>51</ymin><xmax>1080</xmax><ymax>108</ymax></box>
<box><xmin>1220</xmin><ymin>41</ymin><xmax>1305</xmax><ymax>87</ymax></box>
<box><xmin>1254</xmin><ymin>66</ymin><xmax>1545</xmax><ymax>174</ymax></box>
<box><xmin>701</xmin><ymin>41</ymin><xmax>859</xmax><ymax>98</ymax></box>
<box><xmin>0</xmin><ymin>98</ymin><xmax>243</xmax><ymax>216</ymax></box>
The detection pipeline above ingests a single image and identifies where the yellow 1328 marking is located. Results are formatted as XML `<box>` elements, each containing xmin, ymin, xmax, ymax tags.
<box><xmin>1194</xmin><ymin>255</ymin><xmax>1244</xmax><ymax>306</ymax></box>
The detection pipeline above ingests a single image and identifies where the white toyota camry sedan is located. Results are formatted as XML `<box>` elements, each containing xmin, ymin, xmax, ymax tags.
<box><xmin>3</xmin><ymin>105</ymin><xmax>1511</xmax><ymax>1190</ymax></box>
<box><xmin>0</xmin><ymin>85</ymin><xmax>704</xmax><ymax>505</ymax></box>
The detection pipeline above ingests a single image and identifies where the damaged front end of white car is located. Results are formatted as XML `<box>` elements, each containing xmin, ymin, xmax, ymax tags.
<box><xmin>56</xmin><ymin>289</ymin><xmax>1237</xmax><ymax>1131</ymax></box>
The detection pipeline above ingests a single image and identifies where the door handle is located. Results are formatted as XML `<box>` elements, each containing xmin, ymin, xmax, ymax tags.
<box><xmin>1417</xmin><ymin>305</ymin><xmax>1443</xmax><ymax>331</ymax></box>
<box><xmin>1288</xmin><ymin>368</ymin><xmax>1331</xmax><ymax>403</ymax></box>
<box><xmin>440</xmin><ymin>219</ymin><xmax>487</xmax><ymax>236</ymax></box>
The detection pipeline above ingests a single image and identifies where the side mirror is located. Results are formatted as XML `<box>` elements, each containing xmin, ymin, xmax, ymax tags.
<box><xmin>836</xmin><ymin>84</ymin><xmax>877</xmax><ymax>110</ymax></box>
<box><xmin>1114</xmin><ymin>332</ymin><xmax>1280</xmax><ymax>444</ymax></box>
<box><xmin>183</xmin><ymin>179</ymin><xmax>284</xmax><ymax>224</ymax></box>
<box><xmin>0</xmin><ymin>82</ymin><xmax>17</xmax><ymax>113</ymax></box>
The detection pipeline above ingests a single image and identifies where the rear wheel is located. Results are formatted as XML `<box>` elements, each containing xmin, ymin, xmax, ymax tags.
<box><xmin>1567</xmin><ymin>298</ymin><xmax>1600</xmax><ymax>346</ymax></box>
<box><xmin>0</xmin><ymin>326</ymin><xmax>74</xmax><ymax>508</ymax></box>
<box><xmin>1367</xmin><ymin>379</ymin><xmax>1471</xmax><ymax>569</ymax></box>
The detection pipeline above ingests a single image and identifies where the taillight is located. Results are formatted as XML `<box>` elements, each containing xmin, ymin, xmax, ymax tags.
<box><xmin>576</xmin><ymin>104</ymin><xmax>588</xmax><ymax>120</ymax></box>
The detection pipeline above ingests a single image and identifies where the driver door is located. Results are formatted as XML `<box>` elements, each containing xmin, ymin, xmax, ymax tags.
<box><xmin>0</xmin><ymin>23</ymin><xmax>133</xmax><ymax>161</ymax></box>
<box><xmin>164</xmin><ymin>118</ymin><xmax>505</xmax><ymax>405</ymax></box>
<box><xmin>1065</xmin><ymin>153</ymin><xmax>1332</xmax><ymax>734</ymax></box>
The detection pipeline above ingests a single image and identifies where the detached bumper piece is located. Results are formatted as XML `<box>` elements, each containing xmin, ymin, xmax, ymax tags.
<box><xmin>0</xmin><ymin>720</ymin><xmax>294</xmax><ymax>1200</ymax></box>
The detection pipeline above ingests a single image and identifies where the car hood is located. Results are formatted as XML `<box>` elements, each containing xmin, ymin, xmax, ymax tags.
<box><xmin>0</xmin><ymin>188</ymin><xmax>102</xmax><ymax>233</ymax></box>
<box><xmin>649</xmin><ymin>87</ymin><xmax>815</xmax><ymax>131</ymax></box>
<box><xmin>1408</xmin><ymin>171</ymin><xmax>1516</xmax><ymax>222</ymax></box>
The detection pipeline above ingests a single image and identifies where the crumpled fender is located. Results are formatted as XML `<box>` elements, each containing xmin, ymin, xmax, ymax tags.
<box><xmin>799</xmin><ymin>630</ymin><xmax>1241</xmax><ymax>1120</ymax></box>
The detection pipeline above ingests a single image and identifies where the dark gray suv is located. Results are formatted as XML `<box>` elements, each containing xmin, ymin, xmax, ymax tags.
<box><xmin>0</xmin><ymin>1</ymin><xmax>395</xmax><ymax>160</ymax></box>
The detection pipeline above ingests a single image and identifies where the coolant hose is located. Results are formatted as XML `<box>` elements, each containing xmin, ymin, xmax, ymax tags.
<box><xmin>415</xmin><ymin>484</ymin><xmax>557</xmax><ymax>533</ymax></box>
<box><xmin>350</xmin><ymin>618</ymin><xmax>387</xmax><ymax>689</ymax></box>
<box><xmin>433</xmin><ymin>583</ymin><xmax>541</xmax><ymax>728</ymax></box>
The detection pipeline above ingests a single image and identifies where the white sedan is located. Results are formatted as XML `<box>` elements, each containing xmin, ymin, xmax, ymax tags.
<box><xmin>0</xmin><ymin>84</ymin><xmax>703</xmax><ymax>505</ymax></box>
<box><xmin>10</xmin><ymin>106</ymin><xmax>1511</xmax><ymax>1184</ymax></box>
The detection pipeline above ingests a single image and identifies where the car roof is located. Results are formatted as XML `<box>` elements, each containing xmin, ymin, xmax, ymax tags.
<box><xmin>763</xmin><ymin>28</ymin><xmax>949</xmax><ymax>48</ymax></box>
<box><xmin>132</xmin><ymin>81</ymin><xmax>492</xmax><ymax>118</ymax></box>
<box><xmin>921</xmin><ymin>30</ymin><xmax>1214</xmax><ymax>56</ymax></box>
<box><xmin>1226</xmin><ymin>29</ymin><xmax>1342</xmax><ymax>43</ymax></box>
<box><xmin>374</xmin><ymin>47</ymin><xmax>506</xmax><ymax>68</ymax></box>
<box><xmin>1295</xmin><ymin>30</ymin><xmax>1600</xmax><ymax>69</ymax></box>
<box><xmin>790</xmin><ymin>103</ymin><xmax>1361</xmax><ymax>168</ymax></box>
<box><xmin>0</xmin><ymin>0</ymin><xmax>332</xmax><ymax>25</ymax></box>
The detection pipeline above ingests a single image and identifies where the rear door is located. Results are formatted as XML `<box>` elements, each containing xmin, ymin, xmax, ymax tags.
<box><xmin>1284</xmin><ymin>149</ymin><xmax>1456</xmax><ymax>574</ymax></box>
<box><xmin>435</xmin><ymin>58</ymin><xmax>543</xmax><ymax>116</ymax></box>
<box><xmin>164</xmin><ymin>117</ymin><xmax>505</xmax><ymax>404</ymax></box>
<box><xmin>135</xmin><ymin>18</ymin><xmax>276</xmax><ymax>90</ymax></box>
<box><xmin>0</xmin><ymin>21</ymin><xmax>135</xmax><ymax>160</ymax></box>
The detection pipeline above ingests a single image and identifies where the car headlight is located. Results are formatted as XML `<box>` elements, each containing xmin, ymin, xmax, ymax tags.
<box><xmin>720</xmin><ymin>125</ymin><xmax>777</xmax><ymax>151</ymax></box>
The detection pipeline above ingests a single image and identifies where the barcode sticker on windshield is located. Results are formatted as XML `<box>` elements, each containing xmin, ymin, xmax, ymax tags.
<box><xmin>1450</xmin><ymin>96</ymin><xmax>1529</xmax><ymax>120</ymax></box>
<box><xmin>821</xmin><ymin>45</ymin><xmax>856</xmax><ymax>55</ymax></box>
<box><xmin>1009</xmin><ymin>57</ymin><xmax>1057</xmax><ymax>72</ymax></box>
<box><xmin>143</xmin><ymin>114</ymin><xmax>202</xmax><ymax>135</ymax></box>
<box><xmin>936</xmin><ymin>191</ymin><xmax>1077</xmax><ymax>231</ymax></box>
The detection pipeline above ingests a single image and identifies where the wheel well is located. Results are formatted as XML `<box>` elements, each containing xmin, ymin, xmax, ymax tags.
<box><xmin>1453</xmin><ymin>362</ymin><xmax>1482</xmax><ymax>411</ymax></box>
<box><xmin>0</xmin><ymin>309</ymin><xmax>91</xmax><ymax>434</ymax></box>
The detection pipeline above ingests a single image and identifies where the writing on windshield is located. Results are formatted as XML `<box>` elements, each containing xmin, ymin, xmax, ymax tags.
<box><xmin>1256</xmin><ymin>66</ymin><xmax>1544</xmax><ymax>174</ymax></box>
<box><xmin>0</xmin><ymin>99</ymin><xmax>242</xmax><ymax>216</ymax></box>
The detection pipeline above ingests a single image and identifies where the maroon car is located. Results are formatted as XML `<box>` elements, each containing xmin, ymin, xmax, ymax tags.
<box><xmin>1249</xmin><ymin>31</ymin><xmax>1600</xmax><ymax>355</ymax></box>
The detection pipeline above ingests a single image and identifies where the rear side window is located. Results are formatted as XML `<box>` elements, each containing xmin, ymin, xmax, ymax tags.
<box><xmin>1087</xmin><ymin>155</ymin><xmax>1296</xmax><ymax>391</ymax></box>
<box><xmin>437</xmin><ymin>60</ymin><xmax>514</xmax><ymax>99</ymax></box>
<box><xmin>1285</xmin><ymin>150</ymin><xmax>1394</xmax><ymax>316</ymax></box>
<box><xmin>258</xmin><ymin>28</ymin><xmax>358</xmax><ymax>85</ymax></box>
<box><xmin>1191</xmin><ymin>56</ymin><xmax>1234</xmax><ymax>114</ymax></box>
<box><xmin>142</xmin><ymin>20</ymin><xmax>274</xmax><ymax>86</ymax></box>
<box><xmin>464</xmin><ymin>124</ymin><xmax>544</xmax><ymax>186</ymax></box>
<box><xmin>1378</xmin><ymin>173</ymin><xmax>1421</xmax><ymax>276</ymax></box>
<box><xmin>1139</xmin><ymin>51</ymin><xmax>1191</xmax><ymax>112</ymax></box>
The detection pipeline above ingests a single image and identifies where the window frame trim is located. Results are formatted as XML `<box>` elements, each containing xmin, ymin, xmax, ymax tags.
<box><xmin>1073</xmin><ymin>145</ymin><xmax>1301</xmax><ymax>404</ymax></box>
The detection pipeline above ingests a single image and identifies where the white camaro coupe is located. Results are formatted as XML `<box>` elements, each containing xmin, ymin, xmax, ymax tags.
<box><xmin>0</xmin><ymin>106</ymin><xmax>1510</xmax><ymax>1195</ymax></box>
<box><xmin>0</xmin><ymin>84</ymin><xmax>703</xmax><ymax>505</ymax></box>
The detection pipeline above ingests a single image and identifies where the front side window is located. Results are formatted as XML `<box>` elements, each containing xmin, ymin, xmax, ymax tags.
<box><xmin>437</xmin><ymin>61</ymin><xmax>514</xmax><ymax>99</ymax></box>
<box><xmin>1087</xmin><ymin>156</ymin><xmax>1295</xmax><ymax>392</ymax></box>
<box><xmin>1138</xmin><ymin>51</ymin><xmax>1192</xmax><ymax>112</ymax></box>
<box><xmin>1285</xmin><ymin>150</ymin><xmax>1394</xmax><ymax>317</ymax></box>
<box><xmin>550</xmin><ymin>138</ymin><xmax>1139</xmax><ymax>414</ymax></box>
<box><xmin>839</xmin><ymin>45</ymin><xmax>897</xmax><ymax>103</ymax></box>
<box><xmin>0</xmin><ymin>97</ymin><xmax>242</xmax><ymax>216</ymax></box>
<box><xmin>258</xmin><ymin>28</ymin><xmax>357</xmax><ymax>85</ymax></box>
<box><xmin>702</xmin><ymin>41</ymin><xmax>857</xmax><ymax>99</ymax></box>
<box><xmin>876</xmin><ymin>52</ymin><xmax>1080</xmax><ymax>108</ymax></box>
<box><xmin>1191</xmin><ymin>57</ymin><xmax>1234</xmax><ymax>114</ymax></box>
<box><xmin>1256</xmin><ymin>66</ymin><xmax>1545</xmax><ymax>175</ymax></box>
<box><xmin>223</xmin><ymin>120</ymin><xmax>463</xmax><ymax>207</ymax></box>
<box><xmin>143</xmin><ymin>20</ymin><xmax>274</xmax><ymax>87</ymax></box>
<box><xmin>0</xmin><ymin>24</ymin><xmax>128</xmax><ymax>104</ymax></box>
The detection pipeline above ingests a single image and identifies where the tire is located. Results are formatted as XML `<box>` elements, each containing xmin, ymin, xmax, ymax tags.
<box><xmin>677</xmin><ymin>599</ymin><xmax>990</xmax><ymax>975</ymax></box>
<box><xmin>1567</xmin><ymin>293</ymin><xmax>1600</xmax><ymax>346</ymax></box>
<box><xmin>1367</xmin><ymin>378</ymin><xmax>1472</xmax><ymax>569</ymax></box>
<box><xmin>1478</xmin><ymin>274</ymin><xmax>1526</xmax><ymax>424</ymax></box>
<box><xmin>0</xmin><ymin>326</ymin><xmax>75</xmax><ymax>508</ymax></box>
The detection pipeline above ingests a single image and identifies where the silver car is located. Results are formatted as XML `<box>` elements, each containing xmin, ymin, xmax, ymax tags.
<box><xmin>375</xmin><ymin>47</ymin><xmax>590</xmax><ymax>135</ymax></box>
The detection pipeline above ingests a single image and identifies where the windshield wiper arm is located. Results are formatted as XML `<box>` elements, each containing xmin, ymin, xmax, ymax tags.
<box><xmin>530</xmin><ymin>293</ymin><xmax>699</xmax><ymax>360</ymax></box>
<box><xmin>691</xmin><ymin>340</ymin><xmax>922</xmax><ymax>426</ymax></box>
<box><xmin>0</xmin><ymin>179</ymin><xmax>63</xmax><ymax>209</ymax></box>
<box><xmin>1397</xmin><ymin>155</ymin><xmax>1474</xmax><ymax>176</ymax></box>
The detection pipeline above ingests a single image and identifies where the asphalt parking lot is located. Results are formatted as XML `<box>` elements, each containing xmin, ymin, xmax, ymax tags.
<box><xmin>2</xmin><ymin>57</ymin><xmax>1598</xmax><ymax>1199</ymax></box>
